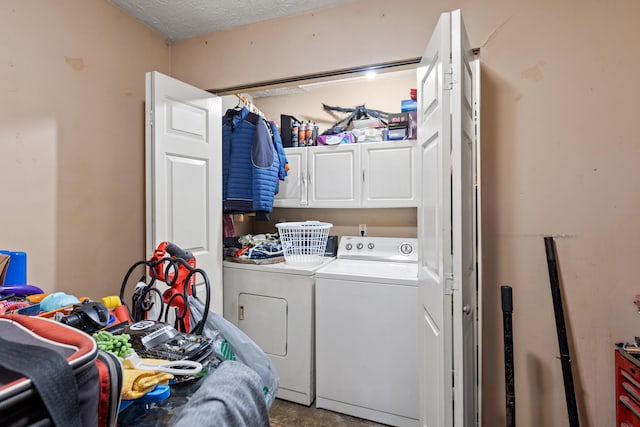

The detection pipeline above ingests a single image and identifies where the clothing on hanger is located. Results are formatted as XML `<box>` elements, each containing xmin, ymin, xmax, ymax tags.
<box><xmin>222</xmin><ymin>106</ymin><xmax>281</xmax><ymax>221</ymax></box>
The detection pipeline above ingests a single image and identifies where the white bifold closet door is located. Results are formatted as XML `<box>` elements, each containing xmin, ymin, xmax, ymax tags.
<box><xmin>417</xmin><ymin>9</ymin><xmax>480</xmax><ymax>427</ymax></box>
<box><xmin>145</xmin><ymin>71</ymin><xmax>223</xmax><ymax>314</ymax></box>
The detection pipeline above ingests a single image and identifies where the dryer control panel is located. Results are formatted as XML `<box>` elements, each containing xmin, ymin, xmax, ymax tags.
<box><xmin>337</xmin><ymin>236</ymin><xmax>418</xmax><ymax>263</ymax></box>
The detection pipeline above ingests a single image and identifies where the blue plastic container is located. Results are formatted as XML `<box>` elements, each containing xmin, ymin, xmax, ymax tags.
<box><xmin>0</xmin><ymin>250</ymin><xmax>27</xmax><ymax>285</ymax></box>
<box><xmin>401</xmin><ymin>99</ymin><xmax>417</xmax><ymax>112</ymax></box>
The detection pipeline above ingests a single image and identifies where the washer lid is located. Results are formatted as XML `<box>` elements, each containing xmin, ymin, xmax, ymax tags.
<box><xmin>315</xmin><ymin>259</ymin><xmax>418</xmax><ymax>285</ymax></box>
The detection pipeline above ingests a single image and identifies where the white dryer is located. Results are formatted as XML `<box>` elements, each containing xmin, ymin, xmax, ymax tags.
<box><xmin>223</xmin><ymin>257</ymin><xmax>334</xmax><ymax>405</ymax></box>
<box><xmin>315</xmin><ymin>236</ymin><xmax>419</xmax><ymax>427</ymax></box>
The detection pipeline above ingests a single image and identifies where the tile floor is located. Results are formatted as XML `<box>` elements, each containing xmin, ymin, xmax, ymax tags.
<box><xmin>268</xmin><ymin>399</ymin><xmax>388</xmax><ymax>427</ymax></box>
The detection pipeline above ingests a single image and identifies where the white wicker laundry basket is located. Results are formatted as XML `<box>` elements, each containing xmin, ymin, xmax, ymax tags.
<box><xmin>276</xmin><ymin>221</ymin><xmax>333</xmax><ymax>265</ymax></box>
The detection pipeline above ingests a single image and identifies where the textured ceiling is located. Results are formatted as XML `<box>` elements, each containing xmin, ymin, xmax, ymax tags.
<box><xmin>111</xmin><ymin>0</ymin><xmax>353</xmax><ymax>41</ymax></box>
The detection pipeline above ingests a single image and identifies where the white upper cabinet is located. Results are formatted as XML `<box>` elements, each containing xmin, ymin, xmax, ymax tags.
<box><xmin>273</xmin><ymin>147</ymin><xmax>308</xmax><ymax>207</ymax></box>
<box><xmin>274</xmin><ymin>140</ymin><xmax>418</xmax><ymax>209</ymax></box>
<box><xmin>361</xmin><ymin>140</ymin><xmax>417</xmax><ymax>207</ymax></box>
<box><xmin>308</xmin><ymin>144</ymin><xmax>361</xmax><ymax>208</ymax></box>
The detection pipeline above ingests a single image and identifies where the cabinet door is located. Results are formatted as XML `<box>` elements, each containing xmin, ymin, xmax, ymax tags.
<box><xmin>361</xmin><ymin>140</ymin><xmax>418</xmax><ymax>207</ymax></box>
<box><xmin>274</xmin><ymin>147</ymin><xmax>307</xmax><ymax>207</ymax></box>
<box><xmin>238</xmin><ymin>293</ymin><xmax>288</xmax><ymax>357</ymax></box>
<box><xmin>308</xmin><ymin>145</ymin><xmax>360</xmax><ymax>208</ymax></box>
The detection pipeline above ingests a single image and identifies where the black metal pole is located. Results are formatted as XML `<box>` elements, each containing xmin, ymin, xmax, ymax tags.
<box><xmin>544</xmin><ymin>236</ymin><xmax>580</xmax><ymax>427</ymax></box>
<box><xmin>501</xmin><ymin>285</ymin><xmax>515</xmax><ymax>427</ymax></box>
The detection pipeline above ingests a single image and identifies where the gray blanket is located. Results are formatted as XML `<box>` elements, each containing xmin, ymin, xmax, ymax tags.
<box><xmin>173</xmin><ymin>360</ymin><xmax>270</xmax><ymax>427</ymax></box>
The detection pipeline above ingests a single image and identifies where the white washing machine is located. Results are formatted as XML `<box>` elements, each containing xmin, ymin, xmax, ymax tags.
<box><xmin>223</xmin><ymin>257</ymin><xmax>334</xmax><ymax>406</ymax></box>
<box><xmin>315</xmin><ymin>236</ymin><xmax>419</xmax><ymax>427</ymax></box>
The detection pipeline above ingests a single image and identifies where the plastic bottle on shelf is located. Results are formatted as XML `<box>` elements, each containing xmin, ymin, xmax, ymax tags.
<box><xmin>312</xmin><ymin>122</ymin><xmax>319</xmax><ymax>146</ymax></box>
<box><xmin>291</xmin><ymin>121</ymin><xmax>299</xmax><ymax>147</ymax></box>
<box><xmin>305</xmin><ymin>121</ymin><xmax>312</xmax><ymax>146</ymax></box>
<box><xmin>298</xmin><ymin>122</ymin><xmax>307</xmax><ymax>147</ymax></box>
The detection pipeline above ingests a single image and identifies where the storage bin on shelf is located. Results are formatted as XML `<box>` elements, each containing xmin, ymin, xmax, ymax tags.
<box><xmin>276</xmin><ymin>221</ymin><xmax>333</xmax><ymax>265</ymax></box>
<box><xmin>351</xmin><ymin>127</ymin><xmax>386</xmax><ymax>143</ymax></box>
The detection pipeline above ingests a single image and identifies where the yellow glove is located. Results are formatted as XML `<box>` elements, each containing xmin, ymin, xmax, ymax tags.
<box><xmin>121</xmin><ymin>358</ymin><xmax>174</xmax><ymax>400</ymax></box>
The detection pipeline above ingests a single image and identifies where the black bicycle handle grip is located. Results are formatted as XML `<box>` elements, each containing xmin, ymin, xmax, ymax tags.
<box><xmin>165</xmin><ymin>242</ymin><xmax>194</xmax><ymax>261</ymax></box>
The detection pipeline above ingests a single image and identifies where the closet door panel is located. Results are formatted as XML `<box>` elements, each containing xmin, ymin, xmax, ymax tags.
<box><xmin>145</xmin><ymin>71</ymin><xmax>223</xmax><ymax>314</ymax></box>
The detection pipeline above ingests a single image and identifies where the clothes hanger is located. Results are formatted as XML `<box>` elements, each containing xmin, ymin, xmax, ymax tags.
<box><xmin>233</xmin><ymin>93</ymin><xmax>245</xmax><ymax>110</ymax></box>
<box><xmin>124</xmin><ymin>351</ymin><xmax>203</xmax><ymax>376</ymax></box>
<box><xmin>232</xmin><ymin>93</ymin><xmax>271</xmax><ymax>122</ymax></box>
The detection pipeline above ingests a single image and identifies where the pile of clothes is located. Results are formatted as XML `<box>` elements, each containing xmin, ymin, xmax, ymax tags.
<box><xmin>224</xmin><ymin>233</ymin><xmax>283</xmax><ymax>262</ymax></box>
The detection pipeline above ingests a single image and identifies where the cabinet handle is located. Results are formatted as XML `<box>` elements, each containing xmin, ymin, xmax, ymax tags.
<box><xmin>239</xmin><ymin>305</ymin><xmax>244</xmax><ymax>321</ymax></box>
<box><xmin>362</xmin><ymin>169</ymin><xmax>365</xmax><ymax>183</ymax></box>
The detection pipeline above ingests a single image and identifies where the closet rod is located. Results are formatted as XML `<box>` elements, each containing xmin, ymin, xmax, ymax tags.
<box><xmin>209</xmin><ymin>57</ymin><xmax>422</xmax><ymax>95</ymax></box>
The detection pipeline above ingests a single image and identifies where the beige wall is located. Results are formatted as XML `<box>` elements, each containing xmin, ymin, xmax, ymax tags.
<box><xmin>246</xmin><ymin>69</ymin><xmax>419</xmax><ymax>238</ymax></box>
<box><xmin>172</xmin><ymin>0</ymin><xmax>640</xmax><ymax>425</ymax></box>
<box><xmin>2</xmin><ymin>0</ymin><xmax>638</xmax><ymax>425</ymax></box>
<box><xmin>252</xmin><ymin>208</ymin><xmax>418</xmax><ymax>239</ymax></box>
<box><xmin>251</xmin><ymin>68</ymin><xmax>416</xmax><ymax>133</ymax></box>
<box><xmin>0</xmin><ymin>1</ymin><xmax>170</xmax><ymax>299</ymax></box>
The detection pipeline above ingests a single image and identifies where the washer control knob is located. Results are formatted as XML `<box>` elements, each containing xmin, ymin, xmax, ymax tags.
<box><xmin>400</xmin><ymin>243</ymin><xmax>414</xmax><ymax>255</ymax></box>
<box><xmin>356</xmin><ymin>242</ymin><xmax>364</xmax><ymax>250</ymax></box>
<box><xmin>345</xmin><ymin>243</ymin><xmax>353</xmax><ymax>250</ymax></box>
<box><xmin>368</xmin><ymin>242</ymin><xmax>375</xmax><ymax>250</ymax></box>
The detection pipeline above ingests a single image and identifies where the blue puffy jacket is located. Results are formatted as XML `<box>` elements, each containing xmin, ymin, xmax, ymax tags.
<box><xmin>269</xmin><ymin>120</ymin><xmax>288</xmax><ymax>183</ymax></box>
<box><xmin>223</xmin><ymin>107</ymin><xmax>279</xmax><ymax>217</ymax></box>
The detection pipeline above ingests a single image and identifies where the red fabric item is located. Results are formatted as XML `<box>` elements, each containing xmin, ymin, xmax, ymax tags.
<box><xmin>223</xmin><ymin>214</ymin><xmax>235</xmax><ymax>238</ymax></box>
<box><xmin>96</xmin><ymin>358</ymin><xmax>111</xmax><ymax>426</ymax></box>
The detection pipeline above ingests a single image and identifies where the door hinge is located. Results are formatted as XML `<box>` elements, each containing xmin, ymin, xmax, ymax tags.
<box><xmin>473</xmin><ymin>101</ymin><xmax>479</xmax><ymax>136</ymax></box>
<box><xmin>445</xmin><ymin>273</ymin><xmax>455</xmax><ymax>294</ymax></box>
<box><xmin>145</xmin><ymin>110</ymin><xmax>153</xmax><ymax>126</ymax></box>
<box><xmin>444</xmin><ymin>65</ymin><xmax>457</xmax><ymax>90</ymax></box>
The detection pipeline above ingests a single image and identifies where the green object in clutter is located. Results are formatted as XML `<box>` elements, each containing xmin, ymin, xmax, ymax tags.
<box><xmin>220</xmin><ymin>340</ymin><xmax>236</xmax><ymax>361</ymax></box>
<box><xmin>93</xmin><ymin>330</ymin><xmax>132</xmax><ymax>359</ymax></box>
